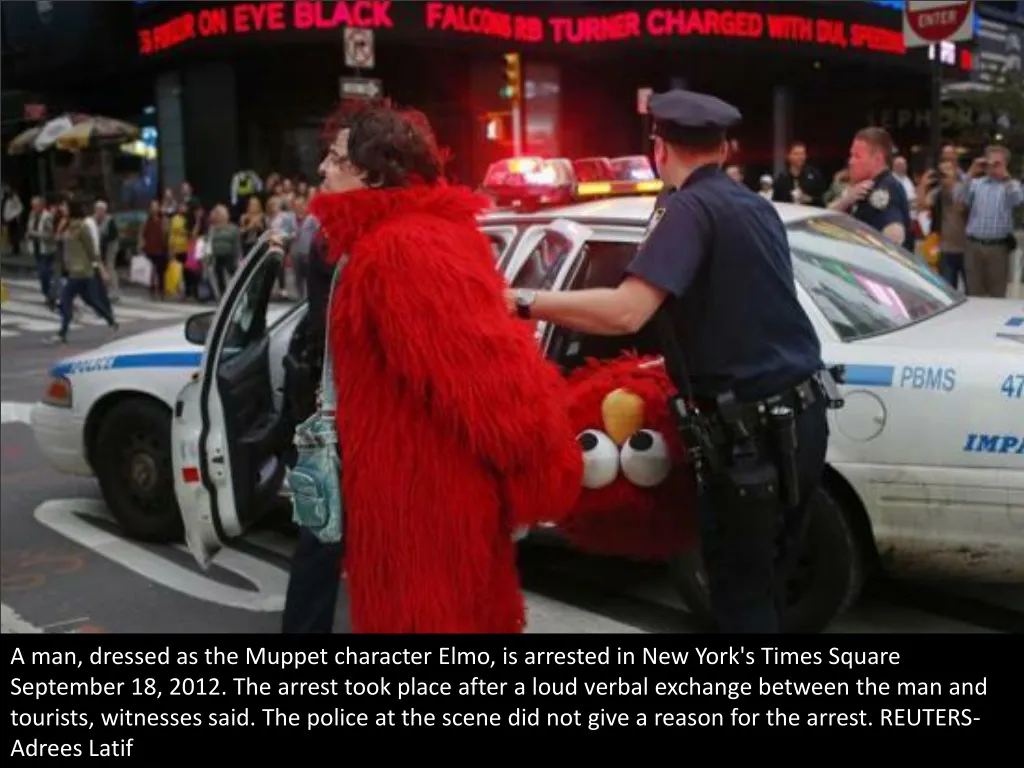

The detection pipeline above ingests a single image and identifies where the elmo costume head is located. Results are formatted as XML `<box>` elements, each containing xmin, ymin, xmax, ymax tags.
<box><xmin>558</xmin><ymin>354</ymin><xmax>697</xmax><ymax>560</ymax></box>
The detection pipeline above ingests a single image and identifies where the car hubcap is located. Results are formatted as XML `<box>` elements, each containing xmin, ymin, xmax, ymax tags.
<box><xmin>119</xmin><ymin>430</ymin><xmax>167</xmax><ymax>509</ymax></box>
<box><xmin>130</xmin><ymin>452</ymin><xmax>158</xmax><ymax>493</ymax></box>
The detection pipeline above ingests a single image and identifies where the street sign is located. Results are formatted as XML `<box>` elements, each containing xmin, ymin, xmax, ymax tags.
<box><xmin>637</xmin><ymin>87</ymin><xmax>653</xmax><ymax>115</ymax></box>
<box><xmin>904</xmin><ymin>1</ymin><xmax>974</xmax><ymax>48</ymax></box>
<box><xmin>339</xmin><ymin>76</ymin><xmax>383</xmax><ymax>100</ymax></box>
<box><xmin>344</xmin><ymin>27</ymin><xmax>375</xmax><ymax>69</ymax></box>
<box><xmin>970</xmin><ymin>17</ymin><xmax>1022</xmax><ymax>90</ymax></box>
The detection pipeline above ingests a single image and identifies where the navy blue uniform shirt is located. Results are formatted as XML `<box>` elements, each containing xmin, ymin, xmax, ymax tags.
<box><xmin>851</xmin><ymin>170</ymin><xmax>914</xmax><ymax>252</ymax></box>
<box><xmin>626</xmin><ymin>164</ymin><xmax>822</xmax><ymax>401</ymax></box>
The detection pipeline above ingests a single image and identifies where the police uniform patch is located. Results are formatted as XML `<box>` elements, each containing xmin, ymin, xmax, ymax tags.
<box><xmin>869</xmin><ymin>188</ymin><xmax>890</xmax><ymax>210</ymax></box>
<box><xmin>640</xmin><ymin>207</ymin><xmax>666</xmax><ymax>248</ymax></box>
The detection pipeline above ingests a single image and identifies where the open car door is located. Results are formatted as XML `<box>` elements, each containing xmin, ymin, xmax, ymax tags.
<box><xmin>502</xmin><ymin>217</ymin><xmax>592</xmax><ymax>348</ymax></box>
<box><xmin>172</xmin><ymin>244</ymin><xmax>306</xmax><ymax>568</ymax></box>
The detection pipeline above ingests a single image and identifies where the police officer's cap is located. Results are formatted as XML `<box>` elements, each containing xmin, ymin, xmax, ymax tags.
<box><xmin>649</xmin><ymin>89</ymin><xmax>742</xmax><ymax>147</ymax></box>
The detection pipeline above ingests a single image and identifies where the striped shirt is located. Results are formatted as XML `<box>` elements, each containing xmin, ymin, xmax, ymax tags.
<box><xmin>957</xmin><ymin>176</ymin><xmax>1024</xmax><ymax>240</ymax></box>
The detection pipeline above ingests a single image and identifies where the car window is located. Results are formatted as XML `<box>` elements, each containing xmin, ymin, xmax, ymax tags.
<box><xmin>486</xmin><ymin>234</ymin><xmax>507</xmax><ymax>261</ymax></box>
<box><xmin>511</xmin><ymin>230</ymin><xmax>574</xmax><ymax>289</ymax></box>
<box><xmin>571</xmin><ymin>241</ymin><xmax>637</xmax><ymax>288</ymax></box>
<box><xmin>220</xmin><ymin>253</ymin><xmax>280</xmax><ymax>360</ymax></box>
<box><xmin>788</xmin><ymin>215</ymin><xmax>963</xmax><ymax>342</ymax></box>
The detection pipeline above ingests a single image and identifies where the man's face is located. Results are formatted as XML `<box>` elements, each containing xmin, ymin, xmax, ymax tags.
<box><xmin>788</xmin><ymin>145</ymin><xmax>807</xmax><ymax>169</ymax></box>
<box><xmin>181</xmin><ymin>182</ymin><xmax>192</xmax><ymax>199</ymax></box>
<box><xmin>94</xmin><ymin>205</ymin><xmax>107</xmax><ymax>222</ymax></box>
<box><xmin>893</xmin><ymin>157</ymin><xmax>908</xmax><ymax>177</ymax></box>
<box><xmin>725</xmin><ymin>165</ymin><xmax>742</xmax><ymax>182</ymax></box>
<box><xmin>31</xmin><ymin>197</ymin><xmax>43</xmax><ymax>213</ymax></box>
<box><xmin>986</xmin><ymin>149</ymin><xmax>1010</xmax><ymax>180</ymax></box>
<box><xmin>319</xmin><ymin>129</ymin><xmax>366</xmax><ymax>193</ymax></box>
<box><xmin>848</xmin><ymin>140</ymin><xmax>880</xmax><ymax>183</ymax></box>
<box><xmin>941</xmin><ymin>145</ymin><xmax>958</xmax><ymax>164</ymax></box>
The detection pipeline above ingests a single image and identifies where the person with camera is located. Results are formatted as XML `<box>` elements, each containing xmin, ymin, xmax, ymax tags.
<box><xmin>917</xmin><ymin>160</ymin><xmax>968</xmax><ymax>291</ymax></box>
<box><xmin>957</xmin><ymin>145</ymin><xmax>1023</xmax><ymax>298</ymax></box>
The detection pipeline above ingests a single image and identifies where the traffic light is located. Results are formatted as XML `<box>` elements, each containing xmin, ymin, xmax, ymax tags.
<box><xmin>500</xmin><ymin>52</ymin><xmax>521</xmax><ymax>102</ymax></box>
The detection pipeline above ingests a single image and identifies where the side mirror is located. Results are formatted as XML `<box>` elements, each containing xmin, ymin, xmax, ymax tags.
<box><xmin>184</xmin><ymin>311</ymin><xmax>216</xmax><ymax>346</ymax></box>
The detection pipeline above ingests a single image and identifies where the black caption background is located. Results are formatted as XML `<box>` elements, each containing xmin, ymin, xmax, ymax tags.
<box><xmin>4</xmin><ymin>634</ymin><xmax>1019</xmax><ymax>764</ymax></box>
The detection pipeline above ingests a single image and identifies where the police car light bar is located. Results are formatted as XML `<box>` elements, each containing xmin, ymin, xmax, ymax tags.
<box><xmin>480</xmin><ymin>156</ymin><xmax>663</xmax><ymax>210</ymax></box>
<box><xmin>575</xmin><ymin>179</ymin><xmax>664</xmax><ymax>197</ymax></box>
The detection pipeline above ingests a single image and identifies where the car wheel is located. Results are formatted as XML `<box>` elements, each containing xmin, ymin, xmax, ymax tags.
<box><xmin>669</xmin><ymin>483</ymin><xmax>865</xmax><ymax>633</ymax></box>
<box><xmin>93</xmin><ymin>398</ymin><xmax>183</xmax><ymax>542</ymax></box>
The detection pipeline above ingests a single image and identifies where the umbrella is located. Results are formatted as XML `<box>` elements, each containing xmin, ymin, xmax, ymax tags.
<box><xmin>6</xmin><ymin>126</ymin><xmax>43</xmax><ymax>155</ymax></box>
<box><xmin>54</xmin><ymin>115</ymin><xmax>140</xmax><ymax>152</ymax></box>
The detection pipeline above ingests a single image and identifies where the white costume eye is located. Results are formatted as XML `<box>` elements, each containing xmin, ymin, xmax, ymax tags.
<box><xmin>620</xmin><ymin>430</ymin><xmax>671</xmax><ymax>488</ymax></box>
<box><xmin>577</xmin><ymin>430</ymin><xmax>619</xmax><ymax>489</ymax></box>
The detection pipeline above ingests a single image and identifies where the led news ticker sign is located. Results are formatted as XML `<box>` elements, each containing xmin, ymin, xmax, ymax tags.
<box><xmin>138</xmin><ymin>1</ymin><xmax>913</xmax><ymax>57</ymax></box>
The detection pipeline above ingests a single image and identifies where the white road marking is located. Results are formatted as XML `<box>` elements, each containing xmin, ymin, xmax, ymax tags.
<box><xmin>2</xmin><ymin>299</ymin><xmax>105</xmax><ymax>325</ymax></box>
<box><xmin>34</xmin><ymin>499</ymin><xmax>289</xmax><ymax>612</ymax></box>
<box><xmin>0</xmin><ymin>284</ymin><xmax>202</xmax><ymax>340</ymax></box>
<box><xmin>25</xmin><ymin>497</ymin><xmax>655</xmax><ymax>632</ymax></box>
<box><xmin>0</xmin><ymin>401</ymin><xmax>34</xmax><ymax>425</ymax></box>
<box><xmin>40</xmin><ymin>616</ymin><xmax>90</xmax><ymax>630</ymax></box>
<box><xmin>1</xmin><ymin>603</ymin><xmax>43</xmax><ymax>634</ymax></box>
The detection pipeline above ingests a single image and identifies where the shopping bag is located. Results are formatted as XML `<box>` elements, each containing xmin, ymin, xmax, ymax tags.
<box><xmin>920</xmin><ymin>232</ymin><xmax>941</xmax><ymax>272</ymax></box>
<box><xmin>165</xmin><ymin>258</ymin><xmax>183</xmax><ymax>297</ymax></box>
<box><xmin>185</xmin><ymin>238</ymin><xmax>205</xmax><ymax>273</ymax></box>
<box><xmin>129</xmin><ymin>254</ymin><xmax>153</xmax><ymax>286</ymax></box>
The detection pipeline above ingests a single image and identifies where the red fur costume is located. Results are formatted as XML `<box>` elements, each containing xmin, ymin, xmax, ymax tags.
<box><xmin>308</xmin><ymin>184</ymin><xmax>582</xmax><ymax>633</ymax></box>
<box><xmin>558</xmin><ymin>354</ymin><xmax>697</xmax><ymax>560</ymax></box>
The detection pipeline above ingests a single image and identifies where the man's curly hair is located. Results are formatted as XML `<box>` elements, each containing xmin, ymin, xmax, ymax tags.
<box><xmin>322</xmin><ymin>98</ymin><xmax>451</xmax><ymax>188</ymax></box>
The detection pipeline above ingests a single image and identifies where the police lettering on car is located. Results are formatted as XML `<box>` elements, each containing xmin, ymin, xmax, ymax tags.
<box><xmin>505</xmin><ymin>88</ymin><xmax>842</xmax><ymax>634</ymax></box>
<box><xmin>831</xmin><ymin>127</ymin><xmax>915</xmax><ymax>253</ymax></box>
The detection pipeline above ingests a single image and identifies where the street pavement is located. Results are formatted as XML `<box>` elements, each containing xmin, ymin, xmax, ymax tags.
<box><xmin>1</xmin><ymin>277</ymin><xmax>1021</xmax><ymax>634</ymax></box>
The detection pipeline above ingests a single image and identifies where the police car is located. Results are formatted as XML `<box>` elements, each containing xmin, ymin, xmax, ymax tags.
<box><xmin>31</xmin><ymin>157</ymin><xmax>1024</xmax><ymax>632</ymax></box>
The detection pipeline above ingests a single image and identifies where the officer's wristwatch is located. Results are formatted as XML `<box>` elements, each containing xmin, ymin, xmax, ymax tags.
<box><xmin>514</xmin><ymin>289</ymin><xmax>537</xmax><ymax>319</ymax></box>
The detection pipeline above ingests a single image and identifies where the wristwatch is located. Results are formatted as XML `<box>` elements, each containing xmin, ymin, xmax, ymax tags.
<box><xmin>514</xmin><ymin>289</ymin><xmax>537</xmax><ymax>320</ymax></box>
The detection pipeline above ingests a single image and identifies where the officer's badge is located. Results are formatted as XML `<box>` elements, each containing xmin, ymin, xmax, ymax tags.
<box><xmin>640</xmin><ymin>207</ymin><xmax>666</xmax><ymax>248</ymax></box>
<box><xmin>869</xmin><ymin>188</ymin><xmax>890</xmax><ymax>210</ymax></box>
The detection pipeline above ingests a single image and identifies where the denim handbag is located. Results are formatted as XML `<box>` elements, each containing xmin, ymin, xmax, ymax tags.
<box><xmin>288</xmin><ymin>260</ymin><xmax>344</xmax><ymax>544</ymax></box>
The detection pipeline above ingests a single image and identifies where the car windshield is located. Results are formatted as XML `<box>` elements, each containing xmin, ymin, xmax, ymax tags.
<box><xmin>788</xmin><ymin>214</ymin><xmax>963</xmax><ymax>342</ymax></box>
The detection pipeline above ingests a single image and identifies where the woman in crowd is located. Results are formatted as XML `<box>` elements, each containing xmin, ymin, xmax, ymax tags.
<box><xmin>206</xmin><ymin>204</ymin><xmax>243</xmax><ymax>297</ymax></box>
<box><xmin>239</xmin><ymin>196</ymin><xmax>266</xmax><ymax>255</ymax></box>
<box><xmin>138</xmin><ymin>199</ymin><xmax>169</xmax><ymax>301</ymax></box>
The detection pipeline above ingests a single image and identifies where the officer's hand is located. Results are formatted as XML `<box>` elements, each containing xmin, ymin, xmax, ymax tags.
<box><xmin>845</xmin><ymin>180</ymin><xmax>874</xmax><ymax>203</ymax></box>
<box><xmin>267</xmin><ymin>230</ymin><xmax>287</xmax><ymax>253</ymax></box>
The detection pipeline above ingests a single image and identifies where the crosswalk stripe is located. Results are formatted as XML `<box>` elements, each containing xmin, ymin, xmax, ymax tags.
<box><xmin>2</xmin><ymin>299</ymin><xmax>107</xmax><ymax>325</ymax></box>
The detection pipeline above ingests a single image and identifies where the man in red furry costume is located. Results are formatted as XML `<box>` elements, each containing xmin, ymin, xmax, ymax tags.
<box><xmin>559</xmin><ymin>354</ymin><xmax>696</xmax><ymax>560</ymax></box>
<box><xmin>306</xmin><ymin>101</ymin><xmax>582</xmax><ymax>633</ymax></box>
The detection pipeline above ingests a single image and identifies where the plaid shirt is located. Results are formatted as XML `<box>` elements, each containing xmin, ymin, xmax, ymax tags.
<box><xmin>957</xmin><ymin>176</ymin><xmax>1024</xmax><ymax>240</ymax></box>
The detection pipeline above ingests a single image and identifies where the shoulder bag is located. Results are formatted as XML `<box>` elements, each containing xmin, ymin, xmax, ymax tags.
<box><xmin>287</xmin><ymin>258</ymin><xmax>345</xmax><ymax>544</ymax></box>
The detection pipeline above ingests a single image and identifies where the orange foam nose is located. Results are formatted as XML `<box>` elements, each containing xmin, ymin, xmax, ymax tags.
<box><xmin>601</xmin><ymin>388</ymin><xmax>645</xmax><ymax>446</ymax></box>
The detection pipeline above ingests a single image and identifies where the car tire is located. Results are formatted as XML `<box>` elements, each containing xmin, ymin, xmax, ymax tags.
<box><xmin>93</xmin><ymin>398</ymin><xmax>183</xmax><ymax>543</ymax></box>
<box><xmin>669</xmin><ymin>482</ymin><xmax>865</xmax><ymax>633</ymax></box>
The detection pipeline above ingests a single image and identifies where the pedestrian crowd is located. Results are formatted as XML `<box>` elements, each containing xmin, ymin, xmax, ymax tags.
<box><xmin>730</xmin><ymin>133</ymin><xmax>1023</xmax><ymax>298</ymax></box>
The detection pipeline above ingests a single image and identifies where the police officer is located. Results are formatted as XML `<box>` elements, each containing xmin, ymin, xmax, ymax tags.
<box><xmin>505</xmin><ymin>89</ymin><xmax>835</xmax><ymax>634</ymax></box>
<box><xmin>830</xmin><ymin>126</ymin><xmax>915</xmax><ymax>252</ymax></box>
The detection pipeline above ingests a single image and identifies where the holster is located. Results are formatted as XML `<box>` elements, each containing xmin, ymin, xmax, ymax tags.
<box><xmin>715</xmin><ymin>452</ymin><xmax>781</xmax><ymax>545</ymax></box>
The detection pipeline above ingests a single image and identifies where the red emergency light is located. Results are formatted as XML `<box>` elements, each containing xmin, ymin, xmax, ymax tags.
<box><xmin>481</xmin><ymin>156</ymin><xmax>663</xmax><ymax>211</ymax></box>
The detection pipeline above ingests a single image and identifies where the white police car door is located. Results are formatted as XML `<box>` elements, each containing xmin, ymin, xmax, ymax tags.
<box><xmin>172</xmin><ymin>245</ymin><xmax>305</xmax><ymax>568</ymax></box>
<box><xmin>503</xmin><ymin>218</ymin><xmax>592</xmax><ymax>346</ymax></box>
